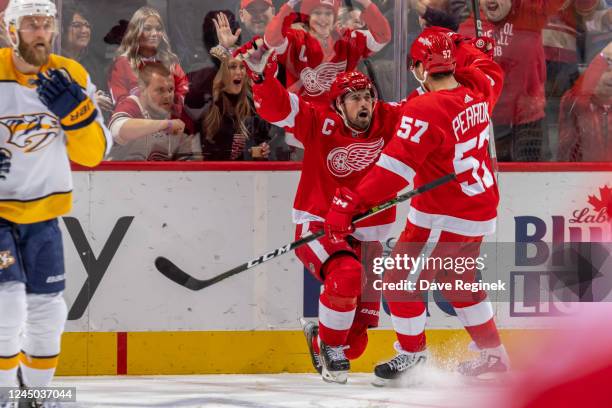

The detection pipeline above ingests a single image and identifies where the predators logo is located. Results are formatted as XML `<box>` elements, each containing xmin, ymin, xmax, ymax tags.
<box><xmin>0</xmin><ymin>113</ymin><xmax>60</xmax><ymax>153</ymax></box>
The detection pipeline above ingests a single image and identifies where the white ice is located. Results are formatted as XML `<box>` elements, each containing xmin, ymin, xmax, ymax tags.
<box><xmin>53</xmin><ymin>369</ymin><xmax>503</xmax><ymax>408</ymax></box>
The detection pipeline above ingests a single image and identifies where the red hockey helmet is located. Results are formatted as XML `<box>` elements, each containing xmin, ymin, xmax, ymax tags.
<box><xmin>329</xmin><ymin>71</ymin><xmax>377</xmax><ymax>104</ymax></box>
<box><xmin>409</xmin><ymin>27</ymin><xmax>457</xmax><ymax>74</ymax></box>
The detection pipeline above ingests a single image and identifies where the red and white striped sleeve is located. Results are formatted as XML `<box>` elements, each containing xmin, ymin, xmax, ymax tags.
<box><xmin>252</xmin><ymin>72</ymin><xmax>316</xmax><ymax>148</ymax></box>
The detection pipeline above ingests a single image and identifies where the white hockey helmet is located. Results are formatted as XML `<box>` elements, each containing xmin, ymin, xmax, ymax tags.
<box><xmin>4</xmin><ymin>0</ymin><xmax>58</xmax><ymax>50</ymax></box>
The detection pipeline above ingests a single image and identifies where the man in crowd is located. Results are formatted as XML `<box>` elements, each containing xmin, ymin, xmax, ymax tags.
<box><xmin>239</xmin><ymin>0</ymin><xmax>276</xmax><ymax>40</ymax></box>
<box><xmin>109</xmin><ymin>62</ymin><xmax>200</xmax><ymax>161</ymax></box>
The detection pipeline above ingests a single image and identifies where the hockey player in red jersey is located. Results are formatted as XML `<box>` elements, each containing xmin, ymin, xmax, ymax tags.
<box><xmin>324</xmin><ymin>27</ymin><xmax>509</xmax><ymax>385</ymax></box>
<box><xmin>264</xmin><ymin>0</ymin><xmax>391</xmax><ymax>104</ymax></box>
<box><xmin>235</xmin><ymin>38</ymin><xmax>403</xmax><ymax>383</ymax></box>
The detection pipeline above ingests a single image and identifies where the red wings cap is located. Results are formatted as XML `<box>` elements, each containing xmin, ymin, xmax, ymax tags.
<box><xmin>409</xmin><ymin>27</ymin><xmax>457</xmax><ymax>74</ymax></box>
<box><xmin>329</xmin><ymin>71</ymin><xmax>377</xmax><ymax>102</ymax></box>
<box><xmin>240</xmin><ymin>0</ymin><xmax>273</xmax><ymax>9</ymax></box>
<box><xmin>300</xmin><ymin>0</ymin><xmax>340</xmax><ymax>17</ymax></box>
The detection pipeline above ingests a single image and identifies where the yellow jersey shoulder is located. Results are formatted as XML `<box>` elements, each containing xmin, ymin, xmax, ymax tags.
<box><xmin>0</xmin><ymin>48</ymin><xmax>17</xmax><ymax>81</ymax></box>
<box><xmin>0</xmin><ymin>48</ymin><xmax>90</xmax><ymax>87</ymax></box>
<box><xmin>47</xmin><ymin>54</ymin><xmax>90</xmax><ymax>88</ymax></box>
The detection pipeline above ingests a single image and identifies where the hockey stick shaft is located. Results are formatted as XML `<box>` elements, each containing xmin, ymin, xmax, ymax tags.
<box><xmin>471</xmin><ymin>0</ymin><xmax>483</xmax><ymax>37</ymax></box>
<box><xmin>471</xmin><ymin>0</ymin><xmax>499</xmax><ymax>177</ymax></box>
<box><xmin>155</xmin><ymin>173</ymin><xmax>456</xmax><ymax>290</ymax></box>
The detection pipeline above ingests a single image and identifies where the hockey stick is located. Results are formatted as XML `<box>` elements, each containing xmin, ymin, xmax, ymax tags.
<box><xmin>155</xmin><ymin>173</ymin><xmax>456</xmax><ymax>291</ymax></box>
<box><xmin>471</xmin><ymin>0</ymin><xmax>499</xmax><ymax>176</ymax></box>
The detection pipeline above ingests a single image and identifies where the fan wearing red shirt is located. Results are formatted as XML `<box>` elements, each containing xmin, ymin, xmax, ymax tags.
<box><xmin>264</xmin><ymin>0</ymin><xmax>391</xmax><ymax>105</ymax></box>
<box><xmin>458</xmin><ymin>0</ymin><xmax>567</xmax><ymax>162</ymax></box>
<box><xmin>324</xmin><ymin>27</ymin><xmax>510</xmax><ymax>385</ymax></box>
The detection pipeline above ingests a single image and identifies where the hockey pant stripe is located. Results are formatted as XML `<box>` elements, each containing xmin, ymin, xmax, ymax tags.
<box><xmin>19</xmin><ymin>352</ymin><xmax>59</xmax><ymax>370</ymax></box>
<box><xmin>0</xmin><ymin>354</ymin><xmax>19</xmax><ymax>370</ymax></box>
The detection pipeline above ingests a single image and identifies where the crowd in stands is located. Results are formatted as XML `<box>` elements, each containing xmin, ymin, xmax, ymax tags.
<box><xmin>2</xmin><ymin>0</ymin><xmax>609</xmax><ymax>162</ymax></box>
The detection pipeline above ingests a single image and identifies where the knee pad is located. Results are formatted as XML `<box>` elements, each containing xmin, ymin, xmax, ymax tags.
<box><xmin>344</xmin><ymin>323</ymin><xmax>369</xmax><ymax>360</ymax></box>
<box><xmin>22</xmin><ymin>292</ymin><xmax>67</xmax><ymax>356</ymax></box>
<box><xmin>0</xmin><ymin>282</ymin><xmax>26</xmax><ymax>355</ymax></box>
<box><xmin>323</xmin><ymin>255</ymin><xmax>363</xmax><ymax>299</ymax></box>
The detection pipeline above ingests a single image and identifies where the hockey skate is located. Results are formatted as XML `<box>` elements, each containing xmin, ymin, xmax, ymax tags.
<box><xmin>319</xmin><ymin>341</ymin><xmax>350</xmax><ymax>384</ymax></box>
<box><xmin>373</xmin><ymin>342</ymin><xmax>428</xmax><ymax>387</ymax></box>
<box><xmin>457</xmin><ymin>343</ymin><xmax>510</xmax><ymax>381</ymax></box>
<box><xmin>299</xmin><ymin>318</ymin><xmax>322</xmax><ymax>374</ymax></box>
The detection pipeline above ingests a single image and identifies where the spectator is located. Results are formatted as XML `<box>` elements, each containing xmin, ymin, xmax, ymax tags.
<box><xmin>107</xmin><ymin>6</ymin><xmax>189</xmax><ymax>116</ymax></box>
<box><xmin>201</xmin><ymin>46</ymin><xmax>271</xmax><ymax>161</ymax></box>
<box><xmin>184</xmin><ymin>11</ymin><xmax>240</xmax><ymax>129</ymax></box>
<box><xmin>61</xmin><ymin>5</ymin><xmax>91</xmax><ymax>61</ymax></box>
<box><xmin>336</xmin><ymin>5</ymin><xmax>365</xmax><ymax>30</ymax></box>
<box><xmin>239</xmin><ymin>0</ymin><xmax>276</xmax><ymax>40</ymax></box>
<box><xmin>108</xmin><ymin>62</ymin><xmax>200</xmax><ymax>161</ymax></box>
<box><xmin>459</xmin><ymin>0</ymin><xmax>567</xmax><ymax>162</ymax></box>
<box><xmin>540</xmin><ymin>1</ymin><xmax>603</xmax><ymax>159</ymax></box>
<box><xmin>264</xmin><ymin>0</ymin><xmax>391</xmax><ymax>104</ymax></box>
<box><xmin>410</xmin><ymin>0</ymin><xmax>468</xmax><ymax>31</ymax></box>
<box><xmin>60</xmin><ymin>4</ymin><xmax>114</xmax><ymax>113</ymax></box>
<box><xmin>558</xmin><ymin>43</ymin><xmax>611</xmax><ymax>162</ymax></box>
<box><xmin>582</xmin><ymin>0</ymin><xmax>612</xmax><ymax>61</ymax></box>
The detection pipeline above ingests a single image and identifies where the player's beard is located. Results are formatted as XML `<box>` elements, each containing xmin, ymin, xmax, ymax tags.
<box><xmin>350</xmin><ymin>113</ymin><xmax>370</xmax><ymax>131</ymax></box>
<box><xmin>18</xmin><ymin>35</ymin><xmax>52</xmax><ymax>67</ymax></box>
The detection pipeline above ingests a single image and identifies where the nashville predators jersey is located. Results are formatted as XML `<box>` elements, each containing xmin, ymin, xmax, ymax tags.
<box><xmin>0</xmin><ymin>48</ymin><xmax>112</xmax><ymax>224</ymax></box>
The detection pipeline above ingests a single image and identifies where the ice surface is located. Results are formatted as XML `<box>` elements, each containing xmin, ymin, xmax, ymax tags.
<box><xmin>54</xmin><ymin>368</ymin><xmax>503</xmax><ymax>408</ymax></box>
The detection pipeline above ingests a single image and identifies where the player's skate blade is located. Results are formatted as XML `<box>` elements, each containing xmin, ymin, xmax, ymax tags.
<box><xmin>299</xmin><ymin>318</ymin><xmax>322</xmax><ymax>374</ymax></box>
<box><xmin>319</xmin><ymin>341</ymin><xmax>350</xmax><ymax>384</ymax></box>
<box><xmin>457</xmin><ymin>344</ymin><xmax>510</xmax><ymax>381</ymax></box>
<box><xmin>372</xmin><ymin>345</ymin><xmax>428</xmax><ymax>387</ymax></box>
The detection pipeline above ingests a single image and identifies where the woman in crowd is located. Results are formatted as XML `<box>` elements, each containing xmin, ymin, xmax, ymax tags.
<box><xmin>108</xmin><ymin>6</ymin><xmax>188</xmax><ymax>116</ymax></box>
<box><xmin>264</xmin><ymin>0</ymin><xmax>391</xmax><ymax>104</ymax></box>
<box><xmin>61</xmin><ymin>4</ymin><xmax>113</xmax><ymax>112</ymax></box>
<box><xmin>201</xmin><ymin>45</ymin><xmax>271</xmax><ymax>161</ymax></box>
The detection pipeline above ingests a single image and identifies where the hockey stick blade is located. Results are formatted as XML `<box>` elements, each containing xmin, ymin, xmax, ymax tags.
<box><xmin>155</xmin><ymin>173</ymin><xmax>456</xmax><ymax>291</ymax></box>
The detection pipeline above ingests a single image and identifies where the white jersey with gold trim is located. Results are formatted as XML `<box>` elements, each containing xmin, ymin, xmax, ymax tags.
<box><xmin>0</xmin><ymin>48</ymin><xmax>112</xmax><ymax>224</ymax></box>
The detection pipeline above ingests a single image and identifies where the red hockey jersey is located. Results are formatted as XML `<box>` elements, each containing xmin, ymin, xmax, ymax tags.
<box><xmin>253</xmin><ymin>74</ymin><xmax>402</xmax><ymax>241</ymax></box>
<box><xmin>356</xmin><ymin>58</ymin><xmax>505</xmax><ymax>237</ymax></box>
<box><xmin>264</xmin><ymin>3</ymin><xmax>391</xmax><ymax>105</ymax></box>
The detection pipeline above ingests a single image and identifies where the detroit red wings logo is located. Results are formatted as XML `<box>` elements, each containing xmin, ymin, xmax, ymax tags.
<box><xmin>326</xmin><ymin>138</ymin><xmax>384</xmax><ymax>177</ymax></box>
<box><xmin>0</xmin><ymin>113</ymin><xmax>60</xmax><ymax>152</ymax></box>
<box><xmin>301</xmin><ymin>61</ymin><xmax>347</xmax><ymax>96</ymax></box>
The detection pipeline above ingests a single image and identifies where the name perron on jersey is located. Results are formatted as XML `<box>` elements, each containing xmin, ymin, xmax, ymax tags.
<box><xmin>361</xmin><ymin>58</ymin><xmax>505</xmax><ymax>237</ymax></box>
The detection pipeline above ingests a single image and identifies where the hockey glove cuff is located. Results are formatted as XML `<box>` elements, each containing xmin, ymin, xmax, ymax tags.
<box><xmin>471</xmin><ymin>36</ymin><xmax>495</xmax><ymax>58</ymax></box>
<box><xmin>324</xmin><ymin>187</ymin><xmax>364</xmax><ymax>244</ymax></box>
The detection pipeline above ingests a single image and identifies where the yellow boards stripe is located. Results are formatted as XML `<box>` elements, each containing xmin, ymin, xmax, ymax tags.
<box><xmin>57</xmin><ymin>329</ymin><xmax>552</xmax><ymax>376</ymax></box>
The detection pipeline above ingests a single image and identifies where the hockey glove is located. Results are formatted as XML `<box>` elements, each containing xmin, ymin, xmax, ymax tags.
<box><xmin>471</xmin><ymin>36</ymin><xmax>495</xmax><ymax>58</ymax></box>
<box><xmin>35</xmin><ymin>69</ymin><xmax>98</xmax><ymax>131</ymax></box>
<box><xmin>324</xmin><ymin>187</ymin><xmax>364</xmax><ymax>244</ymax></box>
<box><xmin>234</xmin><ymin>37</ymin><xmax>278</xmax><ymax>83</ymax></box>
<box><xmin>0</xmin><ymin>149</ymin><xmax>11</xmax><ymax>180</ymax></box>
